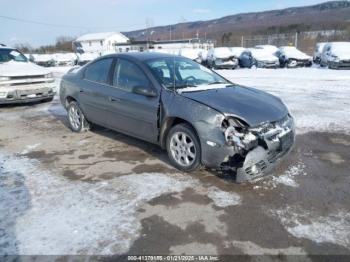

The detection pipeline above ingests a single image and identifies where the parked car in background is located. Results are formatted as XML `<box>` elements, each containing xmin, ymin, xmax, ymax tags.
<box><xmin>32</xmin><ymin>54</ymin><xmax>55</xmax><ymax>67</ymax></box>
<box><xmin>77</xmin><ymin>53</ymin><xmax>99</xmax><ymax>66</ymax></box>
<box><xmin>229</xmin><ymin>47</ymin><xmax>247</xmax><ymax>58</ymax></box>
<box><xmin>239</xmin><ymin>49</ymin><xmax>279</xmax><ymax>68</ymax></box>
<box><xmin>178</xmin><ymin>48</ymin><xmax>202</xmax><ymax>63</ymax></box>
<box><xmin>313</xmin><ymin>42</ymin><xmax>327</xmax><ymax>64</ymax></box>
<box><xmin>60</xmin><ymin>52</ymin><xmax>294</xmax><ymax>182</ymax></box>
<box><xmin>276</xmin><ymin>46</ymin><xmax>312</xmax><ymax>68</ymax></box>
<box><xmin>320</xmin><ymin>42</ymin><xmax>350</xmax><ymax>69</ymax></box>
<box><xmin>53</xmin><ymin>53</ymin><xmax>77</xmax><ymax>66</ymax></box>
<box><xmin>0</xmin><ymin>46</ymin><xmax>55</xmax><ymax>104</ymax></box>
<box><xmin>255</xmin><ymin>45</ymin><xmax>279</xmax><ymax>55</ymax></box>
<box><xmin>238</xmin><ymin>50</ymin><xmax>253</xmax><ymax>68</ymax></box>
<box><xmin>207</xmin><ymin>47</ymin><xmax>238</xmax><ymax>69</ymax></box>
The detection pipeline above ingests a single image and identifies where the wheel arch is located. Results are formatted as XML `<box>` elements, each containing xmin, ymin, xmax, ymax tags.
<box><xmin>160</xmin><ymin>117</ymin><xmax>200</xmax><ymax>150</ymax></box>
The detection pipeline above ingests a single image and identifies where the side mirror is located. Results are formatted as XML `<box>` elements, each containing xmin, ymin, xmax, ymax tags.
<box><xmin>133</xmin><ymin>86</ymin><xmax>157</xmax><ymax>97</ymax></box>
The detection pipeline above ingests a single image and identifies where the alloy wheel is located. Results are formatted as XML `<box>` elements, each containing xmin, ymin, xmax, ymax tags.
<box><xmin>169</xmin><ymin>131</ymin><xmax>196</xmax><ymax>167</ymax></box>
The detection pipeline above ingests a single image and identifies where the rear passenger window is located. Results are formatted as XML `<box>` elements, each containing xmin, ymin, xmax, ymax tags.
<box><xmin>84</xmin><ymin>58</ymin><xmax>113</xmax><ymax>84</ymax></box>
<box><xmin>113</xmin><ymin>58</ymin><xmax>150</xmax><ymax>92</ymax></box>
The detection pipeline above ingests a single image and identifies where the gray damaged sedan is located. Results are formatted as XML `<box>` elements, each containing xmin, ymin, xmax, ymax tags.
<box><xmin>60</xmin><ymin>53</ymin><xmax>295</xmax><ymax>182</ymax></box>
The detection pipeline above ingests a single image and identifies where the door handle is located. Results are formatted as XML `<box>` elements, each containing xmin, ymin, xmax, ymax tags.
<box><xmin>79</xmin><ymin>89</ymin><xmax>84</xmax><ymax>93</ymax></box>
<box><xmin>108</xmin><ymin>96</ymin><xmax>121</xmax><ymax>102</ymax></box>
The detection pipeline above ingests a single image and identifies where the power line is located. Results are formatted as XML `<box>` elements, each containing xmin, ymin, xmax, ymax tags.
<box><xmin>0</xmin><ymin>14</ymin><xmax>143</xmax><ymax>30</ymax></box>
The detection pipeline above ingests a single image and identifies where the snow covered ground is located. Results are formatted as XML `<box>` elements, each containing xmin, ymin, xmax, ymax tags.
<box><xmin>219</xmin><ymin>68</ymin><xmax>350</xmax><ymax>134</ymax></box>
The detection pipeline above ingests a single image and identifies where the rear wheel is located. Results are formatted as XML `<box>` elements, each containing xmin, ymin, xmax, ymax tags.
<box><xmin>67</xmin><ymin>101</ymin><xmax>90</xmax><ymax>132</ymax></box>
<box><xmin>287</xmin><ymin>59</ymin><xmax>298</xmax><ymax>68</ymax></box>
<box><xmin>166</xmin><ymin>124</ymin><xmax>201</xmax><ymax>172</ymax></box>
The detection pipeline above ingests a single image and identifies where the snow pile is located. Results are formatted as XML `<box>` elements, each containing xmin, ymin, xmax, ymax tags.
<box><xmin>207</xmin><ymin>187</ymin><xmax>241</xmax><ymax>207</ymax></box>
<box><xmin>271</xmin><ymin>206</ymin><xmax>350</xmax><ymax>248</ymax></box>
<box><xmin>0</xmin><ymin>151</ymin><xmax>196</xmax><ymax>255</ymax></box>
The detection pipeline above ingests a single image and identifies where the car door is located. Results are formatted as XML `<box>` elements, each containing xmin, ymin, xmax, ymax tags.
<box><xmin>105</xmin><ymin>58</ymin><xmax>160</xmax><ymax>143</ymax></box>
<box><xmin>79</xmin><ymin>58</ymin><xmax>114</xmax><ymax>125</ymax></box>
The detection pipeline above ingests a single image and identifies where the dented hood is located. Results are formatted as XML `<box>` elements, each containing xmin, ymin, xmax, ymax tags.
<box><xmin>180</xmin><ymin>85</ymin><xmax>288</xmax><ymax>127</ymax></box>
<box><xmin>0</xmin><ymin>61</ymin><xmax>49</xmax><ymax>77</ymax></box>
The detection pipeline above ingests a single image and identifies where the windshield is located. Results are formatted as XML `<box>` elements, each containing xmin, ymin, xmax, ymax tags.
<box><xmin>0</xmin><ymin>48</ymin><xmax>28</xmax><ymax>63</ymax></box>
<box><xmin>146</xmin><ymin>57</ymin><xmax>229</xmax><ymax>90</ymax></box>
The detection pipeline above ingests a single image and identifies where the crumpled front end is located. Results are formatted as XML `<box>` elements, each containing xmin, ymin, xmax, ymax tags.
<box><xmin>221</xmin><ymin>114</ymin><xmax>295</xmax><ymax>182</ymax></box>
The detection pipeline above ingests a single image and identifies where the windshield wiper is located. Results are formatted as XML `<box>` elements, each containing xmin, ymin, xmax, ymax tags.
<box><xmin>208</xmin><ymin>81</ymin><xmax>227</xmax><ymax>85</ymax></box>
<box><xmin>174</xmin><ymin>84</ymin><xmax>197</xmax><ymax>89</ymax></box>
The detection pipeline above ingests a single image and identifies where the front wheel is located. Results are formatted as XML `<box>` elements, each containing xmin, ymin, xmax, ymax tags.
<box><xmin>166</xmin><ymin>124</ymin><xmax>201</xmax><ymax>172</ymax></box>
<box><xmin>67</xmin><ymin>101</ymin><xmax>90</xmax><ymax>132</ymax></box>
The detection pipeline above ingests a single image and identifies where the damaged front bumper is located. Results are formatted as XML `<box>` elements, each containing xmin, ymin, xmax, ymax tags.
<box><xmin>234</xmin><ymin>115</ymin><xmax>295</xmax><ymax>182</ymax></box>
<box><xmin>200</xmin><ymin>114</ymin><xmax>295</xmax><ymax>182</ymax></box>
<box><xmin>236</xmin><ymin>127</ymin><xmax>295</xmax><ymax>182</ymax></box>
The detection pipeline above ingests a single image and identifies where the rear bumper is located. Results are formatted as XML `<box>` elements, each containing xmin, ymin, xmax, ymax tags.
<box><xmin>0</xmin><ymin>84</ymin><xmax>55</xmax><ymax>104</ymax></box>
<box><xmin>257</xmin><ymin>61</ymin><xmax>279</xmax><ymax>68</ymax></box>
<box><xmin>214</xmin><ymin>60</ymin><xmax>238</xmax><ymax>69</ymax></box>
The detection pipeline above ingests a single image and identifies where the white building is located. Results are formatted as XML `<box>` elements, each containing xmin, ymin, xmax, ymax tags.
<box><xmin>74</xmin><ymin>32</ymin><xmax>129</xmax><ymax>55</ymax></box>
<box><xmin>114</xmin><ymin>39</ymin><xmax>215</xmax><ymax>53</ymax></box>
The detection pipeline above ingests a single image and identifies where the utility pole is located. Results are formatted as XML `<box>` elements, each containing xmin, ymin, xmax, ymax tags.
<box><xmin>170</xmin><ymin>25</ymin><xmax>172</xmax><ymax>41</ymax></box>
<box><xmin>241</xmin><ymin>35</ymin><xmax>244</xmax><ymax>47</ymax></box>
<box><xmin>295</xmin><ymin>32</ymin><xmax>298</xmax><ymax>48</ymax></box>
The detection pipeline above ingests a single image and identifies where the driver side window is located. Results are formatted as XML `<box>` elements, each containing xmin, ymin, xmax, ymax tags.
<box><xmin>113</xmin><ymin>58</ymin><xmax>151</xmax><ymax>92</ymax></box>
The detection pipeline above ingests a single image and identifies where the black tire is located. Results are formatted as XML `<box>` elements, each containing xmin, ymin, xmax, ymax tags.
<box><xmin>166</xmin><ymin>123</ymin><xmax>201</xmax><ymax>172</ymax></box>
<box><xmin>287</xmin><ymin>59</ymin><xmax>297</xmax><ymax>68</ymax></box>
<box><xmin>67</xmin><ymin>101</ymin><xmax>90</xmax><ymax>133</ymax></box>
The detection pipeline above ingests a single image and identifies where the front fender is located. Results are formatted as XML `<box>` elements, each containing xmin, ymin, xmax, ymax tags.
<box><xmin>160</xmin><ymin>92</ymin><xmax>232</xmax><ymax>166</ymax></box>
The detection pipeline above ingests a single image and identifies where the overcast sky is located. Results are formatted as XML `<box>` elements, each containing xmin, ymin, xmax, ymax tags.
<box><xmin>1</xmin><ymin>0</ymin><xmax>327</xmax><ymax>47</ymax></box>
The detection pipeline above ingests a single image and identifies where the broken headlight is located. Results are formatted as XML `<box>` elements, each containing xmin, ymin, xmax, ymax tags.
<box><xmin>223</xmin><ymin>118</ymin><xmax>258</xmax><ymax>150</ymax></box>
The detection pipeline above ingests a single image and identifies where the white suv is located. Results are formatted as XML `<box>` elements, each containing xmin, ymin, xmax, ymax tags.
<box><xmin>0</xmin><ymin>46</ymin><xmax>55</xmax><ymax>104</ymax></box>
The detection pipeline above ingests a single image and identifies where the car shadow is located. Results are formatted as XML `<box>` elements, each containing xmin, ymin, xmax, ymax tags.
<box><xmin>47</xmin><ymin>101</ymin><xmax>237</xmax><ymax>183</ymax></box>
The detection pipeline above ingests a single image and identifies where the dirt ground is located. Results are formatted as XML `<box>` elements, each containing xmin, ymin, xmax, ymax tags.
<box><xmin>0</xmin><ymin>94</ymin><xmax>349</xmax><ymax>260</ymax></box>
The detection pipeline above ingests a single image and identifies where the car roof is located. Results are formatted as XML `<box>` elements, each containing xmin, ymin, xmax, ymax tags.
<box><xmin>103</xmin><ymin>52</ymin><xmax>180</xmax><ymax>61</ymax></box>
<box><xmin>0</xmin><ymin>46</ymin><xmax>14</xmax><ymax>50</ymax></box>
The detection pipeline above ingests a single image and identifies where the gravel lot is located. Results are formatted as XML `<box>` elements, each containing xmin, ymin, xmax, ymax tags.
<box><xmin>0</xmin><ymin>67</ymin><xmax>349</xmax><ymax>259</ymax></box>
